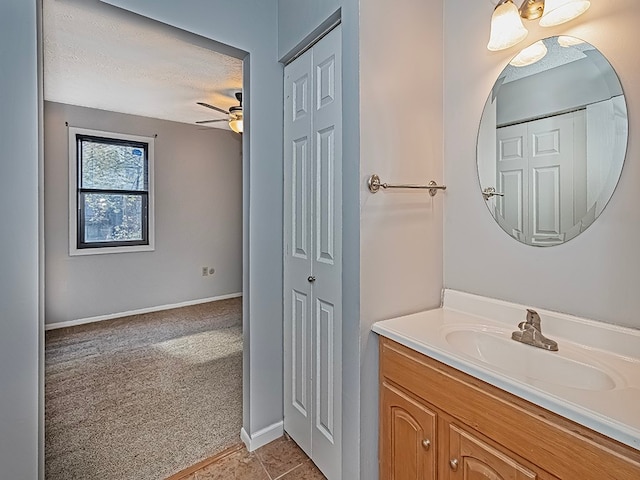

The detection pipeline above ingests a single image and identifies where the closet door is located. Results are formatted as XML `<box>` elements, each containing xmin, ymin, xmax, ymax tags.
<box><xmin>309</xmin><ymin>26</ymin><xmax>342</xmax><ymax>480</ymax></box>
<box><xmin>284</xmin><ymin>25</ymin><xmax>342</xmax><ymax>480</ymax></box>
<box><xmin>284</xmin><ymin>47</ymin><xmax>314</xmax><ymax>455</ymax></box>
<box><xmin>527</xmin><ymin>113</ymin><xmax>577</xmax><ymax>245</ymax></box>
<box><xmin>497</xmin><ymin>111</ymin><xmax>581</xmax><ymax>245</ymax></box>
<box><xmin>496</xmin><ymin>123</ymin><xmax>529</xmax><ymax>241</ymax></box>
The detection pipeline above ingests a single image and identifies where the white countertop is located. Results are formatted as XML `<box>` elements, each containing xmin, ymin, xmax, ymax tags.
<box><xmin>372</xmin><ymin>289</ymin><xmax>640</xmax><ymax>451</ymax></box>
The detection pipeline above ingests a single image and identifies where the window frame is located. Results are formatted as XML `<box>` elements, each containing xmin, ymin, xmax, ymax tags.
<box><xmin>68</xmin><ymin>127</ymin><xmax>155</xmax><ymax>256</ymax></box>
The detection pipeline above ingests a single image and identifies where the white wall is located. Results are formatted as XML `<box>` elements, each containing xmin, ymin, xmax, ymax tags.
<box><xmin>0</xmin><ymin>0</ymin><xmax>40</xmax><ymax>478</ymax></box>
<box><xmin>44</xmin><ymin>102</ymin><xmax>242</xmax><ymax>325</ymax></box>
<box><xmin>444</xmin><ymin>1</ymin><xmax>640</xmax><ymax>328</ymax></box>
<box><xmin>98</xmin><ymin>0</ymin><xmax>284</xmax><ymax>444</ymax></box>
<box><xmin>359</xmin><ymin>1</ymin><xmax>444</xmax><ymax>480</ymax></box>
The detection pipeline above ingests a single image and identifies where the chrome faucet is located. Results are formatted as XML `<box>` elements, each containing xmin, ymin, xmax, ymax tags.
<box><xmin>511</xmin><ymin>309</ymin><xmax>558</xmax><ymax>351</ymax></box>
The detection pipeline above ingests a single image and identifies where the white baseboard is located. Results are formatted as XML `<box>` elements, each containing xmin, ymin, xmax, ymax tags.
<box><xmin>44</xmin><ymin>292</ymin><xmax>242</xmax><ymax>330</ymax></box>
<box><xmin>240</xmin><ymin>421</ymin><xmax>284</xmax><ymax>452</ymax></box>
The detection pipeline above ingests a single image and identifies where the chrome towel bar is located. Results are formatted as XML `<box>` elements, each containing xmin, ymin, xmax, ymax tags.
<box><xmin>367</xmin><ymin>174</ymin><xmax>447</xmax><ymax>197</ymax></box>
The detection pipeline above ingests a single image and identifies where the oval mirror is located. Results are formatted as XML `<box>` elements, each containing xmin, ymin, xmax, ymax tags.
<box><xmin>477</xmin><ymin>36</ymin><xmax>627</xmax><ymax>246</ymax></box>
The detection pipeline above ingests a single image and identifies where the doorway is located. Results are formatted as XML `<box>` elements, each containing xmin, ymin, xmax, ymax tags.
<box><xmin>42</xmin><ymin>0</ymin><xmax>246</xmax><ymax>477</ymax></box>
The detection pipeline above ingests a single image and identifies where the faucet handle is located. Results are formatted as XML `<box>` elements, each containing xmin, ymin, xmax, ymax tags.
<box><xmin>526</xmin><ymin>309</ymin><xmax>541</xmax><ymax>329</ymax></box>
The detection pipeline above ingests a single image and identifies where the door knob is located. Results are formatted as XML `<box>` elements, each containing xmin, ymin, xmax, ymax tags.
<box><xmin>449</xmin><ymin>458</ymin><xmax>459</xmax><ymax>471</ymax></box>
<box><xmin>307</xmin><ymin>276</ymin><xmax>316</xmax><ymax>283</ymax></box>
<box><xmin>421</xmin><ymin>438</ymin><xmax>431</xmax><ymax>450</ymax></box>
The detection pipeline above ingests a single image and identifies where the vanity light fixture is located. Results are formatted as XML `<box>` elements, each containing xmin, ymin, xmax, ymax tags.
<box><xmin>539</xmin><ymin>0</ymin><xmax>591</xmax><ymax>27</ymax></box>
<box><xmin>487</xmin><ymin>0</ymin><xmax>590</xmax><ymax>51</ymax></box>
<box><xmin>509</xmin><ymin>40</ymin><xmax>548</xmax><ymax>67</ymax></box>
<box><xmin>487</xmin><ymin>0</ymin><xmax>529</xmax><ymax>51</ymax></box>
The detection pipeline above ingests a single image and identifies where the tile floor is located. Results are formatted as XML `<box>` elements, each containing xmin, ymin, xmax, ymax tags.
<box><xmin>174</xmin><ymin>436</ymin><xmax>326</xmax><ymax>480</ymax></box>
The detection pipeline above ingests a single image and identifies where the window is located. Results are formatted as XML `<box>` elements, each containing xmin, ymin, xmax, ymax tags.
<box><xmin>69</xmin><ymin>128</ymin><xmax>154</xmax><ymax>255</ymax></box>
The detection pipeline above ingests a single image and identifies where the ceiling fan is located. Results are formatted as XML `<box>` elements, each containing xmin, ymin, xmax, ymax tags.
<box><xmin>196</xmin><ymin>92</ymin><xmax>243</xmax><ymax>133</ymax></box>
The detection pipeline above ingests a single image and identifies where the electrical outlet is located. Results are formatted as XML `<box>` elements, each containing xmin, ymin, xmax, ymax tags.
<box><xmin>202</xmin><ymin>267</ymin><xmax>208</xmax><ymax>276</ymax></box>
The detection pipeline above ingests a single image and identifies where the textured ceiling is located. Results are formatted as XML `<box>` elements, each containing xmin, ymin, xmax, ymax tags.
<box><xmin>43</xmin><ymin>0</ymin><xmax>243</xmax><ymax>130</ymax></box>
<box><xmin>502</xmin><ymin>36</ymin><xmax>595</xmax><ymax>83</ymax></box>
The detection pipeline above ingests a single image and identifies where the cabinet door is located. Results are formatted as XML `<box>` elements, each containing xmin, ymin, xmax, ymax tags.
<box><xmin>381</xmin><ymin>382</ymin><xmax>436</xmax><ymax>480</ymax></box>
<box><xmin>447</xmin><ymin>424</ymin><xmax>536</xmax><ymax>480</ymax></box>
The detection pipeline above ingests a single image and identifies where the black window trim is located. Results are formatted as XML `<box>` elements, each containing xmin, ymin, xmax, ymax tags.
<box><xmin>75</xmin><ymin>134</ymin><xmax>150</xmax><ymax>250</ymax></box>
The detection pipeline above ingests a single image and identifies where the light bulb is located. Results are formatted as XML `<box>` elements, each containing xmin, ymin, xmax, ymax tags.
<box><xmin>539</xmin><ymin>0</ymin><xmax>590</xmax><ymax>27</ymax></box>
<box><xmin>229</xmin><ymin>114</ymin><xmax>243</xmax><ymax>134</ymax></box>
<box><xmin>487</xmin><ymin>0</ymin><xmax>529</xmax><ymax>51</ymax></box>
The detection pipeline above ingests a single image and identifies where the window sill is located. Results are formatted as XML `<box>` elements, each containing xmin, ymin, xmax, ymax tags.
<box><xmin>69</xmin><ymin>244</ymin><xmax>155</xmax><ymax>256</ymax></box>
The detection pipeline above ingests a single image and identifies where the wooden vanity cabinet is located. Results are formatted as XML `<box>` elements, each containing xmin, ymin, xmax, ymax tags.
<box><xmin>446</xmin><ymin>423</ymin><xmax>538</xmax><ymax>480</ymax></box>
<box><xmin>379</xmin><ymin>337</ymin><xmax>640</xmax><ymax>480</ymax></box>
<box><xmin>381</xmin><ymin>381</ymin><xmax>437</xmax><ymax>479</ymax></box>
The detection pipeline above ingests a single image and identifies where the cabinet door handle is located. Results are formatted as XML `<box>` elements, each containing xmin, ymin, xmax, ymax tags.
<box><xmin>421</xmin><ymin>439</ymin><xmax>431</xmax><ymax>450</ymax></box>
<box><xmin>307</xmin><ymin>276</ymin><xmax>316</xmax><ymax>283</ymax></box>
<box><xmin>449</xmin><ymin>458</ymin><xmax>459</xmax><ymax>471</ymax></box>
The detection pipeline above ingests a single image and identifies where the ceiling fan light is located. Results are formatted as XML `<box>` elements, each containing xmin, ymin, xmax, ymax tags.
<box><xmin>487</xmin><ymin>0</ymin><xmax>529</xmax><ymax>52</ymax></box>
<box><xmin>229</xmin><ymin>114</ymin><xmax>243</xmax><ymax>134</ymax></box>
<box><xmin>539</xmin><ymin>0</ymin><xmax>590</xmax><ymax>27</ymax></box>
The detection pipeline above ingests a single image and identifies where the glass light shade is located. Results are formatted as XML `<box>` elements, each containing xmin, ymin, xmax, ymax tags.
<box><xmin>487</xmin><ymin>0</ymin><xmax>529</xmax><ymax>51</ymax></box>
<box><xmin>557</xmin><ymin>35</ymin><xmax>585</xmax><ymax>47</ymax></box>
<box><xmin>509</xmin><ymin>40</ymin><xmax>548</xmax><ymax>67</ymax></box>
<box><xmin>229</xmin><ymin>114</ymin><xmax>243</xmax><ymax>134</ymax></box>
<box><xmin>539</xmin><ymin>0</ymin><xmax>590</xmax><ymax>27</ymax></box>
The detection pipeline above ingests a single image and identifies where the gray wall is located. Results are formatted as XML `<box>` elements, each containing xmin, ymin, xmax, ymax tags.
<box><xmin>277</xmin><ymin>1</ymin><xmax>362</xmax><ymax>477</ymax></box>
<box><xmin>337</xmin><ymin>3</ymin><xmax>361</xmax><ymax>477</ymax></box>
<box><xmin>0</xmin><ymin>0</ymin><xmax>40</xmax><ymax>478</ymax></box>
<box><xmin>497</xmin><ymin>56</ymin><xmax>623</xmax><ymax>125</ymax></box>
<box><xmin>277</xmin><ymin>0</ymin><xmax>340</xmax><ymax>60</ymax></box>
<box><xmin>99</xmin><ymin>0</ymin><xmax>283</xmax><ymax>442</ymax></box>
<box><xmin>44</xmin><ymin>102</ymin><xmax>242</xmax><ymax>325</ymax></box>
<box><xmin>444</xmin><ymin>1</ymin><xmax>640</xmax><ymax>328</ymax></box>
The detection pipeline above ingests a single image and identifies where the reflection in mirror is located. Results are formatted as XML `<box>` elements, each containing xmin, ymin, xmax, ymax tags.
<box><xmin>477</xmin><ymin>36</ymin><xmax>627</xmax><ymax>246</ymax></box>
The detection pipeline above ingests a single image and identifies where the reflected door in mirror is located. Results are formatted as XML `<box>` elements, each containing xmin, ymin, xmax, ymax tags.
<box><xmin>496</xmin><ymin>110</ymin><xmax>585</xmax><ymax>245</ymax></box>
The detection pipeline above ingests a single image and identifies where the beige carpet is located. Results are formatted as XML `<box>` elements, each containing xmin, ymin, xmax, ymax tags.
<box><xmin>45</xmin><ymin>298</ymin><xmax>243</xmax><ymax>480</ymax></box>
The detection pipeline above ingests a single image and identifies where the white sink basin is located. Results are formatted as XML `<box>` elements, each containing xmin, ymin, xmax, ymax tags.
<box><xmin>371</xmin><ymin>289</ymin><xmax>640</xmax><ymax>451</ymax></box>
<box><xmin>444</xmin><ymin>327</ymin><xmax>618</xmax><ymax>391</ymax></box>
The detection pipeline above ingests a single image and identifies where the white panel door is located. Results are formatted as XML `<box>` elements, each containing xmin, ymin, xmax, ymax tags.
<box><xmin>309</xmin><ymin>26</ymin><xmax>342</xmax><ymax>480</ymax></box>
<box><xmin>497</xmin><ymin>111</ymin><xmax>581</xmax><ymax>245</ymax></box>
<box><xmin>497</xmin><ymin>124</ymin><xmax>529</xmax><ymax>241</ymax></box>
<box><xmin>284</xmin><ymin>26</ymin><xmax>342</xmax><ymax>480</ymax></box>
<box><xmin>528</xmin><ymin>114</ymin><xmax>575</xmax><ymax>245</ymax></box>
<box><xmin>284</xmin><ymin>47</ymin><xmax>314</xmax><ymax>455</ymax></box>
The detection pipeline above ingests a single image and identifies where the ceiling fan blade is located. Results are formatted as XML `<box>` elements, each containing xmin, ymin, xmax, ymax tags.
<box><xmin>197</xmin><ymin>102</ymin><xmax>229</xmax><ymax>115</ymax></box>
<box><xmin>196</xmin><ymin>119</ymin><xmax>228</xmax><ymax>124</ymax></box>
